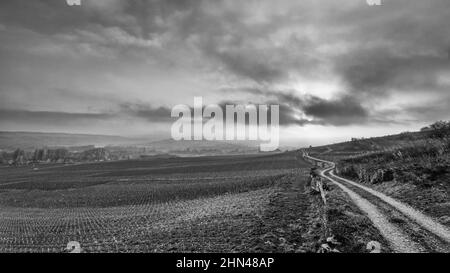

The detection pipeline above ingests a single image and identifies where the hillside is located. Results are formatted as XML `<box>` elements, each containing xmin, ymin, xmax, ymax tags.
<box><xmin>306</xmin><ymin>127</ymin><xmax>450</xmax><ymax>228</ymax></box>
<box><xmin>307</xmin><ymin>128</ymin><xmax>450</xmax><ymax>158</ymax></box>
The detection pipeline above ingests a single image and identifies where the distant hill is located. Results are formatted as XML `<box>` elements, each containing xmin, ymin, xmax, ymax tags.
<box><xmin>0</xmin><ymin>131</ymin><xmax>139</xmax><ymax>151</ymax></box>
<box><xmin>0</xmin><ymin>131</ymin><xmax>262</xmax><ymax>156</ymax></box>
<box><xmin>143</xmin><ymin>139</ymin><xmax>260</xmax><ymax>156</ymax></box>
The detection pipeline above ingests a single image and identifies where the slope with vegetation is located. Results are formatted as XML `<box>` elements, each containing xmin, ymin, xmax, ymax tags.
<box><xmin>308</xmin><ymin>121</ymin><xmax>450</xmax><ymax>228</ymax></box>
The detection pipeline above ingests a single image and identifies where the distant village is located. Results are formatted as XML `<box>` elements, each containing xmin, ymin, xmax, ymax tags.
<box><xmin>0</xmin><ymin>142</ymin><xmax>264</xmax><ymax>166</ymax></box>
<box><xmin>0</xmin><ymin>146</ymin><xmax>145</xmax><ymax>166</ymax></box>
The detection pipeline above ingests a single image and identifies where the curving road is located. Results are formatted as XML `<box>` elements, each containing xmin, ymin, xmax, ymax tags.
<box><xmin>303</xmin><ymin>152</ymin><xmax>450</xmax><ymax>253</ymax></box>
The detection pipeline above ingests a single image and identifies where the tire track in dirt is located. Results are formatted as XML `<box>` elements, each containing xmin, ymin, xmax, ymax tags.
<box><xmin>328</xmin><ymin>171</ymin><xmax>450</xmax><ymax>244</ymax></box>
<box><xmin>330</xmin><ymin>175</ymin><xmax>450</xmax><ymax>252</ymax></box>
<box><xmin>321</xmin><ymin>169</ymin><xmax>423</xmax><ymax>252</ymax></box>
<box><xmin>304</xmin><ymin>153</ymin><xmax>450</xmax><ymax>253</ymax></box>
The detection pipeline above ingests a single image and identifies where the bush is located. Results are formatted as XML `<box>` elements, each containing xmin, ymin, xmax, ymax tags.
<box><xmin>339</xmin><ymin>165</ymin><xmax>359</xmax><ymax>180</ymax></box>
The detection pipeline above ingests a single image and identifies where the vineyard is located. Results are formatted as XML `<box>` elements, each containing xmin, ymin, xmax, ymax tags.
<box><xmin>0</xmin><ymin>152</ymin><xmax>311</xmax><ymax>252</ymax></box>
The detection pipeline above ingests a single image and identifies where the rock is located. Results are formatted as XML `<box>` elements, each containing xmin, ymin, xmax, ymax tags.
<box><xmin>366</xmin><ymin>241</ymin><xmax>381</xmax><ymax>253</ymax></box>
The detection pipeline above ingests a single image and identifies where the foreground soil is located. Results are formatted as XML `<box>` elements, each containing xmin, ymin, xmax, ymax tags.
<box><xmin>0</xmin><ymin>170</ymin><xmax>319</xmax><ymax>253</ymax></box>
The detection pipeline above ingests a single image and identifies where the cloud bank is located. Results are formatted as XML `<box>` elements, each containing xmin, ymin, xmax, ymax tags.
<box><xmin>0</xmin><ymin>0</ymin><xmax>449</xmax><ymax>142</ymax></box>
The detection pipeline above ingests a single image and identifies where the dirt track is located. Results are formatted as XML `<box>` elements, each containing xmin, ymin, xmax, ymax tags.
<box><xmin>305</xmin><ymin>153</ymin><xmax>450</xmax><ymax>253</ymax></box>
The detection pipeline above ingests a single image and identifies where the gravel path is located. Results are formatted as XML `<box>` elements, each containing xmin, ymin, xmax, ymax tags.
<box><xmin>305</xmin><ymin>153</ymin><xmax>450</xmax><ymax>253</ymax></box>
<box><xmin>328</xmin><ymin>171</ymin><xmax>450</xmax><ymax>244</ymax></box>
<box><xmin>322</xmin><ymin>168</ymin><xmax>423</xmax><ymax>252</ymax></box>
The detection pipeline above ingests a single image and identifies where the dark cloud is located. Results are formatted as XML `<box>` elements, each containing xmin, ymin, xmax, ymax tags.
<box><xmin>221</xmin><ymin>87</ymin><xmax>369</xmax><ymax>126</ymax></box>
<box><xmin>335</xmin><ymin>46</ymin><xmax>450</xmax><ymax>99</ymax></box>
<box><xmin>0</xmin><ymin>109</ymin><xmax>114</xmax><ymax>125</ymax></box>
<box><xmin>119</xmin><ymin>103</ymin><xmax>173</xmax><ymax>122</ymax></box>
<box><xmin>196</xmin><ymin>24</ymin><xmax>321</xmax><ymax>83</ymax></box>
<box><xmin>213</xmin><ymin>100</ymin><xmax>309</xmax><ymax>127</ymax></box>
<box><xmin>122</xmin><ymin>100</ymin><xmax>313</xmax><ymax>127</ymax></box>
<box><xmin>1</xmin><ymin>0</ymin><xmax>449</xmax><ymax>134</ymax></box>
<box><xmin>301</xmin><ymin>95</ymin><xmax>368</xmax><ymax>125</ymax></box>
<box><xmin>325</xmin><ymin>0</ymin><xmax>450</xmax><ymax>98</ymax></box>
<box><xmin>0</xmin><ymin>0</ymin><xmax>148</xmax><ymax>37</ymax></box>
<box><xmin>206</xmin><ymin>47</ymin><xmax>286</xmax><ymax>83</ymax></box>
<box><xmin>0</xmin><ymin>103</ymin><xmax>176</xmax><ymax>126</ymax></box>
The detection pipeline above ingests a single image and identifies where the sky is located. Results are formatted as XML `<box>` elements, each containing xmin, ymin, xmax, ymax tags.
<box><xmin>0</xmin><ymin>0</ymin><xmax>449</xmax><ymax>147</ymax></box>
